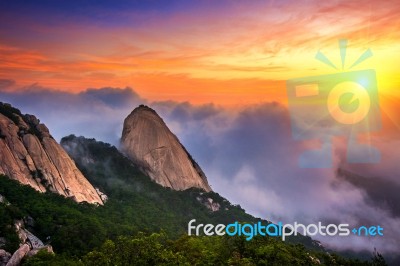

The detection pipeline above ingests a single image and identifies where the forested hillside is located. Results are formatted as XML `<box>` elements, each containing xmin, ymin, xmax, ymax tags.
<box><xmin>0</xmin><ymin>135</ymin><xmax>386</xmax><ymax>265</ymax></box>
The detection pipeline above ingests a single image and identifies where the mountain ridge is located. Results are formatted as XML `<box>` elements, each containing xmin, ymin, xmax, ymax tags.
<box><xmin>0</xmin><ymin>102</ymin><xmax>381</xmax><ymax>265</ymax></box>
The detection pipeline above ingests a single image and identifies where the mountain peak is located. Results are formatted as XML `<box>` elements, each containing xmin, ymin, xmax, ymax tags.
<box><xmin>121</xmin><ymin>105</ymin><xmax>212</xmax><ymax>192</ymax></box>
<box><xmin>0</xmin><ymin>102</ymin><xmax>103</xmax><ymax>205</ymax></box>
<box><xmin>133</xmin><ymin>104</ymin><xmax>157</xmax><ymax>112</ymax></box>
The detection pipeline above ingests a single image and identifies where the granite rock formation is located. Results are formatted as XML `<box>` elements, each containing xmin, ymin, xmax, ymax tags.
<box><xmin>0</xmin><ymin>103</ymin><xmax>103</xmax><ymax>205</ymax></box>
<box><xmin>121</xmin><ymin>105</ymin><xmax>211</xmax><ymax>192</ymax></box>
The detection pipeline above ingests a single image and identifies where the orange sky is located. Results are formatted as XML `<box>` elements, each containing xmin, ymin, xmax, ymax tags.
<box><xmin>0</xmin><ymin>0</ymin><xmax>399</xmax><ymax>113</ymax></box>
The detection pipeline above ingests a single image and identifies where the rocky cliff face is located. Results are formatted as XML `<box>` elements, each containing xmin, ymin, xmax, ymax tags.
<box><xmin>121</xmin><ymin>105</ymin><xmax>211</xmax><ymax>192</ymax></box>
<box><xmin>0</xmin><ymin>103</ymin><xmax>103</xmax><ymax>205</ymax></box>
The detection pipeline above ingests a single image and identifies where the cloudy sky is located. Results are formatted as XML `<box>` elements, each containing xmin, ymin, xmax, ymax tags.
<box><xmin>1</xmin><ymin>0</ymin><xmax>400</xmax><ymax>261</ymax></box>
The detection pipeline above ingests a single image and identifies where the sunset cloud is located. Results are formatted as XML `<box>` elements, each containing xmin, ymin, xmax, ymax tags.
<box><xmin>1</xmin><ymin>0</ymin><xmax>399</xmax><ymax>105</ymax></box>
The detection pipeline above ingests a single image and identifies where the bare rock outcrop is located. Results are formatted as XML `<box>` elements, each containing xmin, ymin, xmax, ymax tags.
<box><xmin>0</xmin><ymin>250</ymin><xmax>11</xmax><ymax>266</ymax></box>
<box><xmin>0</xmin><ymin>102</ymin><xmax>103</xmax><ymax>204</ymax></box>
<box><xmin>121</xmin><ymin>105</ymin><xmax>211</xmax><ymax>192</ymax></box>
<box><xmin>5</xmin><ymin>244</ymin><xmax>29</xmax><ymax>266</ymax></box>
<box><xmin>2</xmin><ymin>215</ymin><xmax>53</xmax><ymax>266</ymax></box>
